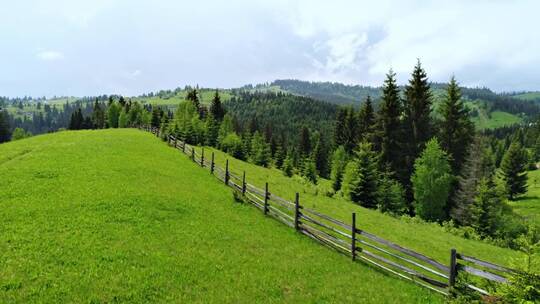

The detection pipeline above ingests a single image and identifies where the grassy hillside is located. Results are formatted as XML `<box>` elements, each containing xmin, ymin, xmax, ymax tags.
<box><xmin>509</xmin><ymin>169</ymin><xmax>540</xmax><ymax>225</ymax></box>
<box><xmin>133</xmin><ymin>89</ymin><xmax>232</xmax><ymax>107</ymax></box>
<box><xmin>0</xmin><ymin>129</ymin><xmax>441</xmax><ymax>303</ymax></box>
<box><xmin>513</xmin><ymin>92</ymin><xmax>540</xmax><ymax>101</ymax></box>
<box><xmin>472</xmin><ymin>110</ymin><xmax>523</xmax><ymax>129</ymax></box>
<box><xmin>189</xmin><ymin>145</ymin><xmax>522</xmax><ymax>268</ymax></box>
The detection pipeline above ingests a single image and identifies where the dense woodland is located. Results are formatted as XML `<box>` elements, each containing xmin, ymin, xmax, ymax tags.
<box><xmin>1</xmin><ymin>62</ymin><xmax>540</xmax><ymax>251</ymax></box>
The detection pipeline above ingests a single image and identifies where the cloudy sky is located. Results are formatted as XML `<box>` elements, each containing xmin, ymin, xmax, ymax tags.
<box><xmin>1</xmin><ymin>0</ymin><xmax>538</xmax><ymax>97</ymax></box>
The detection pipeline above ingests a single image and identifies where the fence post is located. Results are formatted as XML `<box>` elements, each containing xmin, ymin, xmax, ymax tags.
<box><xmin>449</xmin><ymin>248</ymin><xmax>457</xmax><ymax>289</ymax></box>
<box><xmin>182</xmin><ymin>141</ymin><xmax>186</xmax><ymax>153</ymax></box>
<box><xmin>351</xmin><ymin>213</ymin><xmax>357</xmax><ymax>261</ymax></box>
<box><xmin>225</xmin><ymin>159</ymin><xmax>229</xmax><ymax>185</ymax></box>
<box><xmin>294</xmin><ymin>193</ymin><xmax>300</xmax><ymax>231</ymax></box>
<box><xmin>242</xmin><ymin>171</ymin><xmax>246</xmax><ymax>195</ymax></box>
<box><xmin>174</xmin><ymin>136</ymin><xmax>178</xmax><ymax>148</ymax></box>
<box><xmin>211</xmin><ymin>152</ymin><xmax>215</xmax><ymax>174</ymax></box>
<box><xmin>264</xmin><ymin>182</ymin><xmax>269</xmax><ymax>215</ymax></box>
<box><xmin>191</xmin><ymin>147</ymin><xmax>195</xmax><ymax>161</ymax></box>
<box><xmin>201</xmin><ymin>148</ymin><xmax>205</xmax><ymax>167</ymax></box>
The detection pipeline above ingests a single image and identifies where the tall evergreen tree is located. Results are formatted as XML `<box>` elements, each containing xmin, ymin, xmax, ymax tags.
<box><xmin>299</xmin><ymin>126</ymin><xmax>311</xmax><ymax>157</ymax></box>
<box><xmin>186</xmin><ymin>89</ymin><xmax>200</xmax><ymax>112</ymax></box>
<box><xmin>250</xmin><ymin>131</ymin><xmax>271</xmax><ymax>167</ymax></box>
<box><xmin>151</xmin><ymin>107</ymin><xmax>162</xmax><ymax>128</ymax></box>
<box><xmin>92</xmin><ymin>99</ymin><xmax>106</xmax><ymax>129</ymax></box>
<box><xmin>312</xmin><ymin>132</ymin><xmax>329</xmax><ymax>178</ymax></box>
<box><xmin>0</xmin><ymin>110</ymin><xmax>11</xmax><ymax>143</ymax></box>
<box><xmin>377</xmin><ymin>69</ymin><xmax>404</xmax><ymax>179</ymax></box>
<box><xmin>209</xmin><ymin>90</ymin><xmax>225</xmax><ymax>121</ymax></box>
<box><xmin>451</xmin><ymin>137</ymin><xmax>492</xmax><ymax>225</ymax></box>
<box><xmin>69</xmin><ymin>108</ymin><xmax>84</xmax><ymax>130</ymax></box>
<box><xmin>438</xmin><ymin>76</ymin><xmax>474</xmax><ymax>173</ymax></box>
<box><xmin>499</xmin><ymin>142</ymin><xmax>528</xmax><ymax>200</ymax></box>
<box><xmin>342</xmin><ymin>141</ymin><xmax>380</xmax><ymax>208</ymax></box>
<box><xmin>107</xmin><ymin>102</ymin><xmax>120</xmax><ymax>128</ymax></box>
<box><xmin>358</xmin><ymin>95</ymin><xmax>375</xmax><ymax>141</ymax></box>
<box><xmin>330</xmin><ymin>146</ymin><xmax>348</xmax><ymax>191</ymax></box>
<box><xmin>403</xmin><ymin>60</ymin><xmax>433</xmax><ymax>186</ymax></box>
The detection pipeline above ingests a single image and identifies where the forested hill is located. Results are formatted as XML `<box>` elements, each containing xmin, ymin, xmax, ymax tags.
<box><xmin>271</xmin><ymin>79</ymin><xmax>540</xmax><ymax>117</ymax></box>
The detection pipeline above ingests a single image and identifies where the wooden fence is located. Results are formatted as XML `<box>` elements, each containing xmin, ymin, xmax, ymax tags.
<box><xmin>142</xmin><ymin>125</ymin><xmax>517</xmax><ymax>297</ymax></box>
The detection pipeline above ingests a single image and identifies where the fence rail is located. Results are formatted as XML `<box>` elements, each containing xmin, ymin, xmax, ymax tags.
<box><xmin>144</xmin><ymin>125</ymin><xmax>517</xmax><ymax>297</ymax></box>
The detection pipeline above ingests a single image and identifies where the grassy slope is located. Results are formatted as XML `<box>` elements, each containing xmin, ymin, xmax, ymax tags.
<box><xmin>513</xmin><ymin>92</ymin><xmax>540</xmax><ymax>101</ymax></box>
<box><xmin>472</xmin><ymin>110</ymin><xmax>523</xmax><ymax>129</ymax></box>
<box><xmin>133</xmin><ymin>90</ymin><xmax>232</xmax><ymax>107</ymax></box>
<box><xmin>0</xmin><ymin>129</ymin><xmax>441</xmax><ymax>303</ymax></box>
<box><xmin>190</xmin><ymin>146</ymin><xmax>522</xmax><ymax>268</ymax></box>
<box><xmin>509</xmin><ymin>169</ymin><xmax>540</xmax><ymax>225</ymax></box>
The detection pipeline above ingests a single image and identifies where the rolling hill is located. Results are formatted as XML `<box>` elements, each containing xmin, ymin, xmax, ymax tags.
<box><xmin>0</xmin><ymin>129</ymin><xmax>442</xmax><ymax>303</ymax></box>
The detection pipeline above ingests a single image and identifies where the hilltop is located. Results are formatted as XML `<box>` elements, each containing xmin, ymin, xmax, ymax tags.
<box><xmin>0</xmin><ymin>129</ymin><xmax>442</xmax><ymax>303</ymax></box>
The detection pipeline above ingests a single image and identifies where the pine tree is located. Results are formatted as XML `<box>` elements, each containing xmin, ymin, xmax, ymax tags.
<box><xmin>451</xmin><ymin>137</ymin><xmax>491</xmax><ymax>226</ymax></box>
<box><xmin>204</xmin><ymin>115</ymin><xmax>219</xmax><ymax>146</ymax></box>
<box><xmin>473</xmin><ymin>177</ymin><xmax>505</xmax><ymax>237</ymax></box>
<box><xmin>92</xmin><ymin>99</ymin><xmax>106</xmax><ymax>129</ymax></box>
<box><xmin>209</xmin><ymin>90</ymin><xmax>225</xmax><ymax>121</ymax></box>
<box><xmin>299</xmin><ymin>126</ymin><xmax>311</xmax><ymax>157</ymax></box>
<box><xmin>358</xmin><ymin>95</ymin><xmax>375</xmax><ymax>141</ymax></box>
<box><xmin>438</xmin><ymin>76</ymin><xmax>475</xmax><ymax>174</ymax></box>
<box><xmin>334</xmin><ymin>106</ymin><xmax>358</xmax><ymax>154</ymax></box>
<box><xmin>186</xmin><ymin>89</ymin><xmax>200</xmax><ymax>112</ymax></box>
<box><xmin>500</xmin><ymin>142</ymin><xmax>528</xmax><ymax>200</ymax></box>
<box><xmin>151</xmin><ymin>107</ymin><xmax>162</xmax><ymax>128</ymax></box>
<box><xmin>411</xmin><ymin>138</ymin><xmax>453</xmax><ymax>222</ymax></box>
<box><xmin>403</xmin><ymin>60</ymin><xmax>433</xmax><ymax>185</ymax></box>
<box><xmin>330</xmin><ymin>146</ymin><xmax>348</xmax><ymax>191</ymax></box>
<box><xmin>250</xmin><ymin>131</ymin><xmax>271</xmax><ymax>167</ymax></box>
<box><xmin>342</xmin><ymin>141</ymin><xmax>380</xmax><ymax>208</ymax></box>
<box><xmin>274</xmin><ymin>140</ymin><xmax>285</xmax><ymax>169</ymax></box>
<box><xmin>334</xmin><ymin>107</ymin><xmax>347</xmax><ymax>147</ymax></box>
<box><xmin>377</xmin><ymin>169</ymin><xmax>407</xmax><ymax>215</ymax></box>
<box><xmin>312</xmin><ymin>132</ymin><xmax>329</xmax><ymax>178</ymax></box>
<box><xmin>282</xmin><ymin>152</ymin><xmax>294</xmax><ymax>177</ymax></box>
<box><xmin>302</xmin><ymin>159</ymin><xmax>318</xmax><ymax>184</ymax></box>
<box><xmin>69</xmin><ymin>108</ymin><xmax>84</xmax><ymax>130</ymax></box>
<box><xmin>377</xmin><ymin>69</ymin><xmax>404</xmax><ymax>179</ymax></box>
<box><xmin>0</xmin><ymin>110</ymin><xmax>11</xmax><ymax>143</ymax></box>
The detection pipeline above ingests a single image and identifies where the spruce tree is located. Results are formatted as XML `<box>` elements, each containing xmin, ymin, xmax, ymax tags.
<box><xmin>302</xmin><ymin>159</ymin><xmax>318</xmax><ymax>184</ymax></box>
<box><xmin>186</xmin><ymin>89</ymin><xmax>200</xmax><ymax>112</ymax></box>
<box><xmin>500</xmin><ymin>142</ymin><xmax>528</xmax><ymax>200</ymax></box>
<box><xmin>334</xmin><ymin>106</ymin><xmax>358</xmax><ymax>154</ymax></box>
<box><xmin>151</xmin><ymin>107</ymin><xmax>162</xmax><ymax>128</ymax></box>
<box><xmin>473</xmin><ymin>177</ymin><xmax>505</xmax><ymax>237</ymax></box>
<box><xmin>342</xmin><ymin>141</ymin><xmax>380</xmax><ymax>208</ymax></box>
<box><xmin>358</xmin><ymin>95</ymin><xmax>375</xmax><ymax>142</ymax></box>
<box><xmin>438</xmin><ymin>76</ymin><xmax>474</xmax><ymax>174</ymax></box>
<box><xmin>204</xmin><ymin>115</ymin><xmax>219</xmax><ymax>147</ymax></box>
<box><xmin>250</xmin><ymin>131</ymin><xmax>271</xmax><ymax>167</ymax></box>
<box><xmin>107</xmin><ymin>102</ymin><xmax>120</xmax><ymax>128</ymax></box>
<box><xmin>299</xmin><ymin>126</ymin><xmax>311</xmax><ymax>157</ymax></box>
<box><xmin>403</xmin><ymin>60</ymin><xmax>433</xmax><ymax>184</ymax></box>
<box><xmin>377</xmin><ymin>70</ymin><xmax>403</xmax><ymax>177</ymax></box>
<box><xmin>312</xmin><ymin>132</ymin><xmax>329</xmax><ymax>178</ymax></box>
<box><xmin>209</xmin><ymin>90</ymin><xmax>225</xmax><ymax>121</ymax></box>
<box><xmin>0</xmin><ymin>110</ymin><xmax>11</xmax><ymax>143</ymax></box>
<box><xmin>92</xmin><ymin>99</ymin><xmax>106</xmax><ymax>129</ymax></box>
<box><xmin>411</xmin><ymin>138</ymin><xmax>453</xmax><ymax>222</ymax></box>
<box><xmin>334</xmin><ymin>107</ymin><xmax>347</xmax><ymax>147</ymax></box>
<box><xmin>330</xmin><ymin>146</ymin><xmax>348</xmax><ymax>191</ymax></box>
<box><xmin>377</xmin><ymin>169</ymin><xmax>407</xmax><ymax>215</ymax></box>
<box><xmin>118</xmin><ymin>110</ymin><xmax>128</xmax><ymax>128</ymax></box>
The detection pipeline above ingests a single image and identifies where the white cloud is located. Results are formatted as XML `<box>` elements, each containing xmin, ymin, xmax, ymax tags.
<box><xmin>37</xmin><ymin>50</ymin><xmax>64</xmax><ymax>61</ymax></box>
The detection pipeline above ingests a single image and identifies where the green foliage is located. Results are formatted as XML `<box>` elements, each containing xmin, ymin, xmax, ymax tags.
<box><xmin>11</xmin><ymin>127</ymin><xmax>31</xmax><ymax>141</ymax></box>
<box><xmin>330</xmin><ymin>146</ymin><xmax>348</xmax><ymax>191</ymax></box>
<box><xmin>209</xmin><ymin>90</ymin><xmax>225</xmax><ymax>121</ymax></box>
<box><xmin>412</xmin><ymin>138</ymin><xmax>453</xmax><ymax>222</ymax></box>
<box><xmin>438</xmin><ymin>77</ymin><xmax>475</xmax><ymax>173</ymax></box>
<box><xmin>342</xmin><ymin>142</ymin><xmax>380</xmax><ymax>208</ymax></box>
<box><xmin>91</xmin><ymin>99</ymin><xmax>106</xmax><ymax>129</ymax></box>
<box><xmin>357</xmin><ymin>95</ymin><xmax>375</xmax><ymax>142</ymax></box>
<box><xmin>107</xmin><ymin>102</ymin><xmax>120</xmax><ymax>128</ymax></box>
<box><xmin>472</xmin><ymin>178</ymin><xmax>506</xmax><ymax>237</ymax></box>
<box><xmin>403</xmin><ymin>60</ymin><xmax>433</xmax><ymax>184</ymax></box>
<box><xmin>220</xmin><ymin>133</ymin><xmax>245</xmax><ymax>159</ymax></box>
<box><xmin>302</xmin><ymin>158</ymin><xmax>318</xmax><ymax>184</ymax></box>
<box><xmin>0</xmin><ymin>110</ymin><xmax>11</xmax><ymax>143</ymax></box>
<box><xmin>497</xmin><ymin>226</ymin><xmax>540</xmax><ymax>303</ymax></box>
<box><xmin>118</xmin><ymin>109</ymin><xmax>128</xmax><ymax>128</ymax></box>
<box><xmin>377</xmin><ymin>171</ymin><xmax>407</xmax><ymax>215</ymax></box>
<box><xmin>377</xmin><ymin>70</ymin><xmax>404</xmax><ymax>179</ymax></box>
<box><xmin>311</xmin><ymin>132</ymin><xmax>329</xmax><ymax>178</ymax></box>
<box><xmin>282</xmin><ymin>153</ymin><xmax>294</xmax><ymax>177</ymax></box>
<box><xmin>334</xmin><ymin>106</ymin><xmax>358</xmax><ymax>153</ymax></box>
<box><xmin>249</xmin><ymin>131</ymin><xmax>271</xmax><ymax>167</ymax></box>
<box><xmin>500</xmin><ymin>142</ymin><xmax>529</xmax><ymax>200</ymax></box>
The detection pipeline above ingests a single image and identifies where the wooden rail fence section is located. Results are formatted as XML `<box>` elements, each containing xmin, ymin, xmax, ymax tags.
<box><xmin>143</xmin><ymin>126</ymin><xmax>517</xmax><ymax>297</ymax></box>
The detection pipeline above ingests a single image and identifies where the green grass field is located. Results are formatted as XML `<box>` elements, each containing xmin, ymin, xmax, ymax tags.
<box><xmin>133</xmin><ymin>89</ymin><xmax>232</xmax><ymax>107</ymax></box>
<box><xmin>472</xmin><ymin>110</ymin><xmax>523</xmax><ymax>129</ymax></box>
<box><xmin>513</xmin><ymin>92</ymin><xmax>540</xmax><ymax>101</ymax></box>
<box><xmin>0</xmin><ymin>129</ymin><xmax>442</xmax><ymax>303</ymax></box>
<box><xmin>509</xmin><ymin>169</ymin><xmax>540</xmax><ymax>225</ymax></box>
<box><xmin>189</xmin><ymin>145</ymin><xmax>522</xmax><ymax>268</ymax></box>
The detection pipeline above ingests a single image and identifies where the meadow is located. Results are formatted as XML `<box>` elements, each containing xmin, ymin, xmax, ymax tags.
<box><xmin>509</xmin><ymin>169</ymin><xmax>540</xmax><ymax>225</ymax></box>
<box><xmin>0</xmin><ymin>129</ymin><xmax>442</xmax><ymax>303</ymax></box>
<box><xmin>188</xmin><ymin>144</ymin><xmax>522</xmax><ymax>268</ymax></box>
